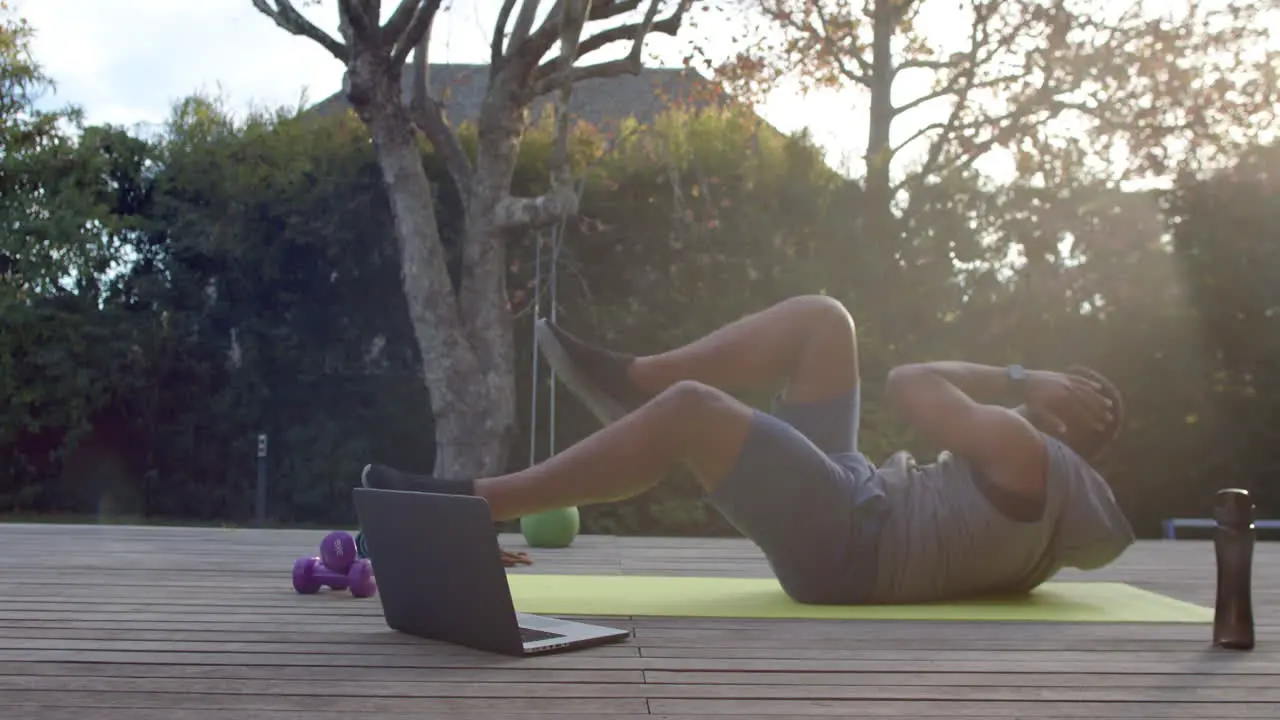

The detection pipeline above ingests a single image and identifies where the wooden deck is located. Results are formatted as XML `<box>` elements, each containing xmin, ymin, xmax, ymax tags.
<box><xmin>3</xmin><ymin>524</ymin><xmax>1278</xmax><ymax>719</ymax></box>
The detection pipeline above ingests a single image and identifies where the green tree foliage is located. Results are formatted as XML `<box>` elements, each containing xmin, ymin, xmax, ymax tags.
<box><xmin>0</xmin><ymin>8</ymin><xmax>142</xmax><ymax>508</ymax></box>
<box><xmin>0</xmin><ymin>8</ymin><xmax>131</xmax><ymax>303</ymax></box>
<box><xmin>1164</xmin><ymin>147</ymin><xmax>1280</xmax><ymax>514</ymax></box>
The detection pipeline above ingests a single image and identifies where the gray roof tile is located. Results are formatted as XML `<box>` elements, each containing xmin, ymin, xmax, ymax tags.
<box><xmin>310</xmin><ymin>63</ymin><xmax>728</xmax><ymax>130</ymax></box>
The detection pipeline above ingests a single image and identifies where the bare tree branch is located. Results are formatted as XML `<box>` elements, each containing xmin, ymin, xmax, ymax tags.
<box><xmin>510</xmin><ymin>0</ymin><xmax>646</xmax><ymax>66</ymax></box>
<box><xmin>493</xmin><ymin>122</ymin><xmax>645</xmax><ymax>230</ymax></box>
<box><xmin>590</xmin><ymin>0</ymin><xmax>643</xmax><ymax>20</ymax></box>
<box><xmin>895</xmin><ymin>57</ymin><xmax>957</xmax><ymax>73</ymax></box>
<box><xmin>493</xmin><ymin>191</ymin><xmax>581</xmax><ymax>229</ymax></box>
<box><xmin>531</xmin><ymin>0</ymin><xmax>693</xmax><ymax>91</ymax></box>
<box><xmin>894</xmin><ymin>71</ymin><xmax>1026</xmax><ymax>118</ymax></box>
<box><xmin>516</xmin><ymin>0</ymin><xmax>687</xmax><ymax>80</ymax></box>
<box><xmin>889</xmin><ymin>120</ymin><xmax>947</xmax><ymax>157</ymax></box>
<box><xmin>900</xmin><ymin>0</ymin><xmax>1088</xmax><ymax>190</ymax></box>
<box><xmin>898</xmin><ymin>84</ymin><xmax>1065</xmax><ymax>196</ymax></box>
<box><xmin>389</xmin><ymin>0</ymin><xmax>444</xmax><ymax>68</ymax></box>
<box><xmin>891</xmin><ymin>0</ymin><xmax>999</xmax><ymax>186</ymax></box>
<box><xmin>579</xmin><ymin>0</ymin><xmax>692</xmax><ymax>59</ymax></box>
<box><xmin>251</xmin><ymin>0</ymin><xmax>347</xmax><ymax>59</ymax></box>
<box><xmin>383</xmin><ymin>0</ymin><xmax>423</xmax><ymax>43</ymax></box>
<box><xmin>812</xmin><ymin>3</ymin><xmax>870</xmax><ymax>84</ymax></box>
<box><xmin>491</xmin><ymin>0</ymin><xmax>521</xmax><ymax>71</ymax></box>
<box><xmin>495</xmin><ymin>0</ymin><xmax>590</xmax><ymax>230</ymax></box>
<box><xmin>547</xmin><ymin>0</ymin><xmax>590</xmax><ymax>184</ymax></box>
<box><xmin>507</xmin><ymin>0</ymin><xmax>546</xmax><ymax>62</ymax></box>
<box><xmin>337</xmin><ymin>0</ymin><xmax>378</xmax><ymax>37</ymax></box>
<box><xmin>901</xmin><ymin>106</ymin><xmax>977</xmax><ymax>192</ymax></box>
<box><xmin>409</xmin><ymin>36</ymin><xmax>474</xmax><ymax>207</ymax></box>
<box><xmin>493</xmin><ymin>0</ymin><xmax>694</xmax><ymax>229</ymax></box>
<box><xmin>944</xmin><ymin>111</ymin><xmax>1038</xmax><ymax>175</ymax></box>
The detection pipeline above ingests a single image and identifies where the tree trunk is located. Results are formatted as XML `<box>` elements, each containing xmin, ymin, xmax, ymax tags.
<box><xmin>359</xmin><ymin>92</ymin><xmax>503</xmax><ymax>478</ymax></box>
<box><xmin>452</xmin><ymin>73</ymin><xmax>530</xmax><ymax>477</ymax></box>
<box><xmin>864</xmin><ymin>0</ymin><xmax>897</xmax><ymax>248</ymax></box>
<box><xmin>455</xmin><ymin>213</ymin><xmax>518</xmax><ymax>477</ymax></box>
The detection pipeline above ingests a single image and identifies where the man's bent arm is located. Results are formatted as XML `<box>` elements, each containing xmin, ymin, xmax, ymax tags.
<box><xmin>888</xmin><ymin>361</ymin><xmax>1017</xmax><ymax>404</ymax></box>
<box><xmin>885</xmin><ymin>362</ymin><xmax>1045</xmax><ymax>478</ymax></box>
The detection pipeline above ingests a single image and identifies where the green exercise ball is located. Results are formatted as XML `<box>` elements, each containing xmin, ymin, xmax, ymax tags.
<box><xmin>520</xmin><ymin>506</ymin><xmax>580</xmax><ymax>548</ymax></box>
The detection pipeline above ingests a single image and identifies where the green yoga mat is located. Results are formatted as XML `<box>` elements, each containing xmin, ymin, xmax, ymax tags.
<box><xmin>506</xmin><ymin>574</ymin><xmax>1211</xmax><ymax>623</ymax></box>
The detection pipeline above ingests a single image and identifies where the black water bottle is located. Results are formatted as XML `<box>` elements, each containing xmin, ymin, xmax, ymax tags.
<box><xmin>1213</xmin><ymin>488</ymin><xmax>1255</xmax><ymax>650</ymax></box>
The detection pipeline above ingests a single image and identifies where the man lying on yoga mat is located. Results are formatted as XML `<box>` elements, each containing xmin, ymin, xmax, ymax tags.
<box><xmin>362</xmin><ymin>295</ymin><xmax>1135</xmax><ymax>604</ymax></box>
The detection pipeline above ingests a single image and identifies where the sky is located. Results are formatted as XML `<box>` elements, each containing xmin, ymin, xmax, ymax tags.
<box><xmin>16</xmin><ymin>0</ymin><xmax>1279</xmax><ymax>182</ymax></box>
<box><xmin>18</xmin><ymin>0</ymin><xmax>873</xmax><ymax>170</ymax></box>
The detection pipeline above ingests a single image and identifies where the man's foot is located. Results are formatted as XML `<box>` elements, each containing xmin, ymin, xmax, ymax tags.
<box><xmin>535</xmin><ymin>318</ymin><xmax>652</xmax><ymax>426</ymax></box>
<box><xmin>360</xmin><ymin>464</ymin><xmax>476</xmax><ymax>496</ymax></box>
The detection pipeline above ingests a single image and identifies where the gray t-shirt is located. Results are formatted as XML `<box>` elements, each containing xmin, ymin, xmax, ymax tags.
<box><xmin>868</xmin><ymin>434</ymin><xmax>1135</xmax><ymax>603</ymax></box>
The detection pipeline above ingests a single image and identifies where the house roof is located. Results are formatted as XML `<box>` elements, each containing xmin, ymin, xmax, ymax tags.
<box><xmin>309</xmin><ymin>63</ymin><xmax>728</xmax><ymax>130</ymax></box>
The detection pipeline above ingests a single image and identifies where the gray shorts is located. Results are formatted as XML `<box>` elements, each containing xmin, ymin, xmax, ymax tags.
<box><xmin>706</xmin><ymin>385</ymin><xmax>886</xmax><ymax>604</ymax></box>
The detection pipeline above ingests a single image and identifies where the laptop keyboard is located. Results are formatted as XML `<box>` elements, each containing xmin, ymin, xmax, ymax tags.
<box><xmin>520</xmin><ymin>627</ymin><xmax>564</xmax><ymax>643</ymax></box>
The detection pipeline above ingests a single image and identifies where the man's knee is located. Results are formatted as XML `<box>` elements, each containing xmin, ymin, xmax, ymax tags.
<box><xmin>650</xmin><ymin>380</ymin><xmax>754</xmax><ymax>484</ymax></box>
<box><xmin>653</xmin><ymin>379</ymin><xmax>739</xmax><ymax>417</ymax></box>
<box><xmin>802</xmin><ymin>294</ymin><xmax>855</xmax><ymax>332</ymax></box>
<box><xmin>651</xmin><ymin>380</ymin><xmax>750</xmax><ymax>442</ymax></box>
<box><xmin>782</xmin><ymin>294</ymin><xmax>856</xmax><ymax>340</ymax></box>
<box><xmin>783</xmin><ymin>295</ymin><xmax>858</xmax><ymax>402</ymax></box>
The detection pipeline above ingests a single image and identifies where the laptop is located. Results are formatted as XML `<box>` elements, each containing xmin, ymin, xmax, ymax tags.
<box><xmin>352</xmin><ymin>487</ymin><xmax>631</xmax><ymax>656</ymax></box>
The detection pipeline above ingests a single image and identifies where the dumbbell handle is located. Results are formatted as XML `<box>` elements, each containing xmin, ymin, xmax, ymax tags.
<box><xmin>309</xmin><ymin>557</ymin><xmax>355</xmax><ymax>587</ymax></box>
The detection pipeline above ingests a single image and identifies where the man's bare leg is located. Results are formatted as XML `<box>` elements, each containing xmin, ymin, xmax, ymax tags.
<box><xmin>478</xmin><ymin>382</ymin><xmax>753</xmax><ymax>521</ymax></box>
<box><xmin>540</xmin><ymin>295</ymin><xmax>859</xmax><ymax>423</ymax></box>
<box><xmin>630</xmin><ymin>295</ymin><xmax>858</xmax><ymax>403</ymax></box>
<box><xmin>365</xmin><ymin>381</ymin><xmax>755</xmax><ymax>522</ymax></box>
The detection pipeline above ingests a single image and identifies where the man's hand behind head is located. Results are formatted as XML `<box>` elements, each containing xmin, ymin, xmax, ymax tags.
<box><xmin>1026</xmin><ymin>368</ymin><xmax>1124</xmax><ymax>462</ymax></box>
<box><xmin>1026</xmin><ymin>370</ymin><xmax>1113</xmax><ymax>434</ymax></box>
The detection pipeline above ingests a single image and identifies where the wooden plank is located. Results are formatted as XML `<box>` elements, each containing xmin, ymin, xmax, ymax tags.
<box><xmin>0</xmin><ymin>649</ymin><xmax>640</xmax><ymax>669</ymax></box>
<box><xmin>2</xmin><ymin>649</ymin><xmax>1275</xmax><ymax>674</ymax></box>
<box><xmin>647</xmin><ymin>700</ymin><xmax>1279</xmax><ymax>717</ymax></box>
<box><xmin>0</xmin><ymin>637</ymin><xmax>643</xmax><ymax>657</ymax></box>
<box><xmin>642</xmin><ymin>670</ymin><xmax>1280</xmax><ymax>688</ymax></box>
<box><xmin>24</xmin><ymin>712</ymin><xmax>657</xmax><ymax>720</ymax></box>
<box><xmin>0</xmin><ymin>691</ymin><xmax>647</xmax><ymax>713</ymax></box>
<box><xmin>637</xmin><ymin>646</ymin><xmax>1279</xmax><ymax>665</ymax></box>
<box><xmin>0</xmin><ymin>617</ymin><xmax>613</xmax><ymax>633</ymax></box>
<box><xmin>9</xmin><ymin>636</ymin><xmax>1273</xmax><ymax>664</ymax></box>
<box><xmin>0</xmin><ymin>662</ymin><xmax>1269</xmax><ymax>688</ymax></box>
<box><xmin>0</xmin><ymin>611</ymin><xmax>388</xmax><ymax>624</ymax></box>
<box><xmin>17</xmin><ymin>714</ymin><xmax>1280</xmax><ymax>720</ymax></box>
<box><xmin>0</xmin><ymin>601</ymin><xmax>391</xmax><ymax>614</ymax></box>
<box><xmin>3</xmin><ymin>675</ymin><xmax>1280</xmax><ymax>702</ymax></box>
<box><xmin>627</xmin><ymin>620</ymin><xmax>1240</xmax><ymax>637</ymax></box>
<box><xmin>0</xmin><ymin>661</ymin><xmax>643</xmax><ymax>683</ymax></box>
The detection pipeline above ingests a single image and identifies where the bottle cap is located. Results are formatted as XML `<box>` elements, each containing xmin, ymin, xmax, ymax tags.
<box><xmin>1215</xmin><ymin>488</ymin><xmax>1255</xmax><ymax>528</ymax></box>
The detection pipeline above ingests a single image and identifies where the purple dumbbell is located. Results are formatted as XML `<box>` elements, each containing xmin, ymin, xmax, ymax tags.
<box><xmin>319</xmin><ymin>531</ymin><xmax>358</xmax><ymax>573</ymax></box>
<box><xmin>292</xmin><ymin>556</ymin><xmax>378</xmax><ymax>598</ymax></box>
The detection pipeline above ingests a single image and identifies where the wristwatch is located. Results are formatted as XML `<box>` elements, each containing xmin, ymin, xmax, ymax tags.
<box><xmin>1006</xmin><ymin>364</ymin><xmax>1028</xmax><ymax>400</ymax></box>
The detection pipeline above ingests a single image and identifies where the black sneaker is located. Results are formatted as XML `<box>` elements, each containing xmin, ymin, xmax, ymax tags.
<box><xmin>534</xmin><ymin>318</ymin><xmax>651</xmax><ymax>425</ymax></box>
<box><xmin>361</xmin><ymin>464</ymin><xmax>421</xmax><ymax>491</ymax></box>
<box><xmin>360</xmin><ymin>464</ymin><xmax>477</xmax><ymax>496</ymax></box>
<box><xmin>358</xmin><ymin>463</ymin><xmax>440</xmax><ymax>491</ymax></box>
